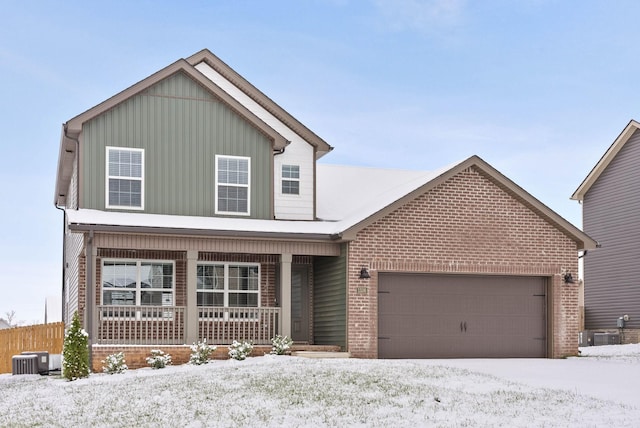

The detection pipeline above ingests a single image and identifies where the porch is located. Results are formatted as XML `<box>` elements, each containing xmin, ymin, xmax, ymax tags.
<box><xmin>97</xmin><ymin>305</ymin><xmax>281</xmax><ymax>345</ymax></box>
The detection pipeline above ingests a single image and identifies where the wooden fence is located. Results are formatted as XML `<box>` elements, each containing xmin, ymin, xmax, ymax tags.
<box><xmin>0</xmin><ymin>322</ymin><xmax>65</xmax><ymax>374</ymax></box>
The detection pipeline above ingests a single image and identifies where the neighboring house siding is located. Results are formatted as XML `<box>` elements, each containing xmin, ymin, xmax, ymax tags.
<box><xmin>347</xmin><ymin>167</ymin><xmax>579</xmax><ymax>358</ymax></box>
<box><xmin>64</xmin><ymin>231</ymin><xmax>84</xmax><ymax>324</ymax></box>
<box><xmin>583</xmin><ymin>129</ymin><xmax>640</xmax><ymax>331</ymax></box>
<box><xmin>194</xmin><ymin>62</ymin><xmax>316</xmax><ymax>220</ymax></box>
<box><xmin>313</xmin><ymin>244</ymin><xmax>347</xmax><ymax>349</ymax></box>
<box><xmin>80</xmin><ymin>71</ymin><xmax>273</xmax><ymax>219</ymax></box>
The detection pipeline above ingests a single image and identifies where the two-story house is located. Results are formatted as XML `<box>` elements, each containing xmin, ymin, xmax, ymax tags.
<box><xmin>55</xmin><ymin>49</ymin><xmax>596</xmax><ymax>370</ymax></box>
<box><xmin>572</xmin><ymin>119</ymin><xmax>640</xmax><ymax>344</ymax></box>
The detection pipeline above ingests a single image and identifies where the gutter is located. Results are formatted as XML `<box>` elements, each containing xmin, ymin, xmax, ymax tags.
<box><xmin>68</xmin><ymin>223</ymin><xmax>343</xmax><ymax>242</ymax></box>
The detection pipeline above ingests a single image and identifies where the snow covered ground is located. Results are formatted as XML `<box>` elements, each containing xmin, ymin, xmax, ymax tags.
<box><xmin>1</xmin><ymin>344</ymin><xmax>639</xmax><ymax>427</ymax></box>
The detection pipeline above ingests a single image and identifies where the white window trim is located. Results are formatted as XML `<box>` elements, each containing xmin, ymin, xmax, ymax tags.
<box><xmin>281</xmin><ymin>164</ymin><xmax>301</xmax><ymax>197</ymax></box>
<box><xmin>197</xmin><ymin>262</ymin><xmax>261</xmax><ymax>320</ymax></box>
<box><xmin>105</xmin><ymin>146</ymin><xmax>145</xmax><ymax>210</ymax></box>
<box><xmin>100</xmin><ymin>259</ymin><xmax>175</xmax><ymax>320</ymax></box>
<box><xmin>215</xmin><ymin>154</ymin><xmax>251</xmax><ymax>216</ymax></box>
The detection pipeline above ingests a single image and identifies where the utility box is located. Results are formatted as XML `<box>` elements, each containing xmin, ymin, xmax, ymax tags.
<box><xmin>12</xmin><ymin>354</ymin><xmax>39</xmax><ymax>375</ymax></box>
<box><xmin>617</xmin><ymin>317</ymin><xmax>625</xmax><ymax>328</ymax></box>
<box><xmin>21</xmin><ymin>351</ymin><xmax>50</xmax><ymax>375</ymax></box>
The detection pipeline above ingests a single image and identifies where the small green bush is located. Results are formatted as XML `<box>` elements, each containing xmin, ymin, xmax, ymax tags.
<box><xmin>62</xmin><ymin>311</ymin><xmax>90</xmax><ymax>381</ymax></box>
<box><xmin>228</xmin><ymin>340</ymin><xmax>253</xmax><ymax>360</ymax></box>
<box><xmin>270</xmin><ymin>335</ymin><xmax>293</xmax><ymax>355</ymax></box>
<box><xmin>146</xmin><ymin>349</ymin><xmax>172</xmax><ymax>369</ymax></box>
<box><xmin>189</xmin><ymin>339</ymin><xmax>216</xmax><ymax>365</ymax></box>
<box><xmin>102</xmin><ymin>352</ymin><xmax>128</xmax><ymax>374</ymax></box>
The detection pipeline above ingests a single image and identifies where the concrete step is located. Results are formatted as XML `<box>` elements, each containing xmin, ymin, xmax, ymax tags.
<box><xmin>291</xmin><ymin>351</ymin><xmax>351</xmax><ymax>359</ymax></box>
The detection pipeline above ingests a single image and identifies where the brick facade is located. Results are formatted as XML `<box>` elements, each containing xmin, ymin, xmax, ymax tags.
<box><xmin>346</xmin><ymin>167</ymin><xmax>580</xmax><ymax>359</ymax></box>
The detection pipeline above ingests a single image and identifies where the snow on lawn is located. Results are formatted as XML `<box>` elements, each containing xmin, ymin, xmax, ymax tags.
<box><xmin>0</xmin><ymin>345</ymin><xmax>639</xmax><ymax>427</ymax></box>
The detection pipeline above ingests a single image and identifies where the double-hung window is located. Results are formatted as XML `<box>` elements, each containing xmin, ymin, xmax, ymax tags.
<box><xmin>282</xmin><ymin>164</ymin><xmax>300</xmax><ymax>195</ymax></box>
<box><xmin>197</xmin><ymin>263</ymin><xmax>260</xmax><ymax>319</ymax></box>
<box><xmin>106</xmin><ymin>147</ymin><xmax>144</xmax><ymax>209</ymax></box>
<box><xmin>215</xmin><ymin>155</ymin><xmax>250</xmax><ymax>215</ymax></box>
<box><xmin>101</xmin><ymin>260</ymin><xmax>174</xmax><ymax>318</ymax></box>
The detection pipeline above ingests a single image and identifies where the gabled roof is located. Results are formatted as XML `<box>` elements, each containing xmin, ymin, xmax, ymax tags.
<box><xmin>66</xmin><ymin>156</ymin><xmax>597</xmax><ymax>250</ymax></box>
<box><xmin>55</xmin><ymin>49</ymin><xmax>332</xmax><ymax>206</ymax></box>
<box><xmin>571</xmin><ymin>119</ymin><xmax>640</xmax><ymax>201</ymax></box>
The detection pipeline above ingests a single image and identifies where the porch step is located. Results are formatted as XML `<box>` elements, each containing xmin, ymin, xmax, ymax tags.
<box><xmin>291</xmin><ymin>351</ymin><xmax>351</xmax><ymax>359</ymax></box>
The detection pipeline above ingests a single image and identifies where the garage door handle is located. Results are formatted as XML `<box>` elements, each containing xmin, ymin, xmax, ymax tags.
<box><xmin>460</xmin><ymin>322</ymin><xmax>463</xmax><ymax>332</ymax></box>
<box><xmin>460</xmin><ymin>321</ymin><xmax>467</xmax><ymax>332</ymax></box>
<box><xmin>464</xmin><ymin>321</ymin><xmax>467</xmax><ymax>332</ymax></box>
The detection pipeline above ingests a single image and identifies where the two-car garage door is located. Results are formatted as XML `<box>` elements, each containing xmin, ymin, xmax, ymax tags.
<box><xmin>378</xmin><ymin>273</ymin><xmax>547</xmax><ymax>358</ymax></box>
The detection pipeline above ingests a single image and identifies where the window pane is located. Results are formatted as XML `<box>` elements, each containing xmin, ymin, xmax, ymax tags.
<box><xmin>282</xmin><ymin>165</ymin><xmax>299</xmax><ymax>179</ymax></box>
<box><xmin>141</xmin><ymin>291</ymin><xmax>172</xmax><ymax>306</ymax></box>
<box><xmin>103</xmin><ymin>290</ymin><xmax>135</xmax><ymax>306</ymax></box>
<box><xmin>218</xmin><ymin>186</ymin><xmax>248</xmax><ymax>213</ymax></box>
<box><xmin>108</xmin><ymin>178</ymin><xmax>142</xmax><ymax>208</ymax></box>
<box><xmin>141</xmin><ymin>263</ymin><xmax>173</xmax><ymax>289</ymax></box>
<box><xmin>229</xmin><ymin>293</ymin><xmax>258</xmax><ymax>307</ymax></box>
<box><xmin>103</xmin><ymin>261</ymin><xmax>137</xmax><ymax>288</ymax></box>
<box><xmin>197</xmin><ymin>265</ymin><xmax>224</xmax><ymax>290</ymax></box>
<box><xmin>282</xmin><ymin>180</ymin><xmax>299</xmax><ymax>195</ymax></box>
<box><xmin>197</xmin><ymin>292</ymin><xmax>223</xmax><ymax>306</ymax></box>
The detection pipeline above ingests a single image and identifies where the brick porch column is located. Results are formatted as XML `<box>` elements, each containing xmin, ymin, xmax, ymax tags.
<box><xmin>281</xmin><ymin>253</ymin><xmax>292</xmax><ymax>337</ymax></box>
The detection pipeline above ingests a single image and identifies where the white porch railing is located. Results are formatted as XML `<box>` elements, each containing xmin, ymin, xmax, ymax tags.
<box><xmin>97</xmin><ymin>305</ymin><xmax>186</xmax><ymax>345</ymax></box>
<box><xmin>96</xmin><ymin>305</ymin><xmax>281</xmax><ymax>345</ymax></box>
<box><xmin>199</xmin><ymin>307</ymin><xmax>281</xmax><ymax>345</ymax></box>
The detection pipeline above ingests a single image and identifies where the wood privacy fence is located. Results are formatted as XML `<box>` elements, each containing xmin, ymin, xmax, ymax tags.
<box><xmin>0</xmin><ymin>322</ymin><xmax>65</xmax><ymax>374</ymax></box>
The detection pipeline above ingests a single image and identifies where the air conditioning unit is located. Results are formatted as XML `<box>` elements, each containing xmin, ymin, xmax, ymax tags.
<box><xmin>593</xmin><ymin>332</ymin><xmax>620</xmax><ymax>346</ymax></box>
<box><xmin>21</xmin><ymin>351</ymin><xmax>50</xmax><ymax>375</ymax></box>
<box><xmin>12</xmin><ymin>354</ymin><xmax>39</xmax><ymax>375</ymax></box>
<box><xmin>578</xmin><ymin>330</ymin><xmax>591</xmax><ymax>347</ymax></box>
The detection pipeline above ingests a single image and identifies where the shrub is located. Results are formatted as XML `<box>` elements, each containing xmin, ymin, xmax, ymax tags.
<box><xmin>270</xmin><ymin>335</ymin><xmax>293</xmax><ymax>355</ymax></box>
<box><xmin>228</xmin><ymin>340</ymin><xmax>253</xmax><ymax>361</ymax></box>
<box><xmin>189</xmin><ymin>339</ymin><xmax>216</xmax><ymax>365</ymax></box>
<box><xmin>102</xmin><ymin>352</ymin><xmax>128</xmax><ymax>374</ymax></box>
<box><xmin>146</xmin><ymin>349</ymin><xmax>172</xmax><ymax>369</ymax></box>
<box><xmin>62</xmin><ymin>311</ymin><xmax>90</xmax><ymax>381</ymax></box>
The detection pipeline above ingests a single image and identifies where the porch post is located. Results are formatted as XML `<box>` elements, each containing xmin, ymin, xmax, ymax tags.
<box><xmin>280</xmin><ymin>253</ymin><xmax>292</xmax><ymax>337</ymax></box>
<box><xmin>185</xmin><ymin>250</ymin><xmax>198</xmax><ymax>344</ymax></box>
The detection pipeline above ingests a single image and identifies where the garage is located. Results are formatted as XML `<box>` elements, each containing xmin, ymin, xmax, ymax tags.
<box><xmin>378</xmin><ymin>273</ymin><xmax>547</xmax><ymax>358</ymax></box>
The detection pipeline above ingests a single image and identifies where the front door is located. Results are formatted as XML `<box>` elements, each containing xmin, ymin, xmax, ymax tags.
<box><xmin>291</xmin><ymin>265</ymin><xmax>309</xmax><ymax>342</ymax></box>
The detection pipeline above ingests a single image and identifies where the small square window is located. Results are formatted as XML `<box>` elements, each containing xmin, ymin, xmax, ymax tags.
<box><xmin>282</xmin><ymin>165</ymin><xmax>300</xmax><ymax>195</ymax></box>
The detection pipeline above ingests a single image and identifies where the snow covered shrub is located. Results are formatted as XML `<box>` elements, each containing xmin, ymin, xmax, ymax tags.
<box><xmin>189</xmin><ymin>339</ymin><xmax>216</xmax><ymax>365</ymax></box>
<box><xmin>228</xmin><ymin>340</ymin><xmax>253</xmax><ymax>360</ymax></box>
<box><xmin>102</xmin><ymin>352</ymin><xmax>128</xmax><ymax>374</ymax></box>
<box><xmin>146</xmin><ymin>349</ymin><xmax>172</xmax><ymax>369</ymax></box>
<box><xmin>270</xmin><ymin>335</ymin><xmax>293</xmax><ymax>355</ymax></box>
<box><xmin>62</xmin><ymin>311</ymin><xmax>90</xmax><ymax>381</ymax></box>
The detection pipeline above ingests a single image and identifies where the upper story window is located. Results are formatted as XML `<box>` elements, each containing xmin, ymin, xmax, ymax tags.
<box><xmin>282</xmin><ymin>164</ymin><xmax>300</xmax><ymax>195</ymax></box>
<box><xmin>106</xmin><ymin>147</ymin><xmax>144</xmax><ymax>210</ymax></box>
<box><xmin>215</xmin><ymin>155</ymin><xmax>250</xmax><ymax>215</ymax></box>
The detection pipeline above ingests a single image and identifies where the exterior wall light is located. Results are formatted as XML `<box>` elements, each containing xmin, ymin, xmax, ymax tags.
<box><xmin>359</xmin><ymin>267</ymin><xmax>371</xmax><ymax>279</ymax></box>
<box><xmin>563</xmin><ymin>272</ymin><xmax>575</xmax><ymax>284</ymax></box>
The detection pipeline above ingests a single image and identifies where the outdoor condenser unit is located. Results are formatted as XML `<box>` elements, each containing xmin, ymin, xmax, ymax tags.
<box><xmin>21</xmin><ymin>351</ymin><xmax>50</xmax><ymax>375</ymax></box>
<box><xmin>12</xmin><ymin>354</ymin><xmax>39</xmax><ymax>375</ymax></box>
<box><xmin>593</xmin><ymin>332</ymin><xmax>620</xmax><ymax>346</ymax></box>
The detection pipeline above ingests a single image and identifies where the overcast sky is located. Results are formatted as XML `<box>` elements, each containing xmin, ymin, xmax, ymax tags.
<box><xmin>2</xmin><ymin>0</ymin><xmax>639</xmax><ymax>324</ymax></box>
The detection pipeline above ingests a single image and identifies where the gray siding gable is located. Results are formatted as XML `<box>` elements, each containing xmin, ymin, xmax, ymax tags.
<box><xmin>80</xmin><ymin>71</ymin><xmax>273</xmax><ymax>219</ymax></box>
<box><xmin>583</xmin><ymin>128</ymin><xmax>640</xmax><ymax>330</ymax></box>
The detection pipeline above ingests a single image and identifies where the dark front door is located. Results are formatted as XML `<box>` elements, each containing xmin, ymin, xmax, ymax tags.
<box><xmin>291</xmin><ymin>265</ymin><xmax>309</xmax><ymax>342</ymax></box>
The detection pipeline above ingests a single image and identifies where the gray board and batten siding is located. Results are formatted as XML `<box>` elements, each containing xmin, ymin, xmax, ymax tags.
<box><xmin>80</xmin><ymin>71</ymin><xmax>273</xmax><ymax>219</ymax></box>
<box><xmin>313</xmin><ymin>244</ymin><xmax>348</xmax><ymax>349</ymax></box>
<box><xmin>583</xmin><ymin>128</ymin><xmax>640</xmax><ymax>331</ymax></box>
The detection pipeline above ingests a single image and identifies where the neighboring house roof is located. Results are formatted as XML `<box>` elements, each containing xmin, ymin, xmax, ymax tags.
<box><xmin>571</xmin><ymin>119</ymin><xmax>640</xmax><ymax>201</ymax></box>
<box><xmin>0</xmin><ymin>318</ymin><xmax>10</xmax><ymax>329</ymax></box>
<box><xmin>55</xmin><ymin>49</ymin><xmax>333</xmax><ymax>207</ymax></box>
<box><xmin>66</xmin><ymin>155</ymin><xmax>597</xmax><ymax>250</ymax></box>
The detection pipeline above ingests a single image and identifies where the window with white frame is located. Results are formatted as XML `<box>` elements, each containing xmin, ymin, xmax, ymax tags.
<box><xmin>197</xmin><ymin>263</ymin><xmax>260</xmax><ymax>319</ymax></box>
<box><xmin>282</xmin><ymin>164</ymin><xmax>300</xmax><ymax>195</ymax></box>
<box><xmin>106</xmin><ymin>147</ymin><xmax>144</xmax><ymax>209</ymax></box>
<box><xmin>101</xmin><ymin>260</ymin><xmax>174</xmax><ymax>317</ymax></box>
<box><xmin>215</xmin><ymin>155</ymin><xmax>250</xmax><ymax>215</ymax></box>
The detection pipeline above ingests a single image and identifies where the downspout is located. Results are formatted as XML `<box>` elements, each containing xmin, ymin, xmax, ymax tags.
<box><xmin>54</xmin><ymin>204</ymin><xmax>66</xmax><ymax>325</ymax></box>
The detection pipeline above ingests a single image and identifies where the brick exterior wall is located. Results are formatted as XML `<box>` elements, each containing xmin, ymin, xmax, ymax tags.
<box><xmin>347</xmin><ymin>167</ymin><xmax>580</xmax><ymax>359</ymax></box>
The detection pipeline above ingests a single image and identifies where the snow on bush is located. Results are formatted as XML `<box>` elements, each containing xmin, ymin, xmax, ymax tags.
<box><xmin>270</xmin><ymin>335</ymin><xmax>293</xmax><ymax>355</ymax></box>
<box><xmin>228</xmin><ymin>340</ymin><xmax>253</xmax><ymax>360</ymax></box>
<box><xmin>62</xmin><ymin>311</ymin><xmax>89</xmax><ymax>381</ymax></box>
<box><xmin>146</xmin><ymin>349</ymin><xmax>172</xmax><ymax>369</ymax></box>
<box><xmin>189</xmin><ymin>339</ymin><xmax>216</xmax><ymax>365</ymax></box>
<box><xmin>102</xmin><ymin>352</ymin><xmax>128</xmax><ymax>374</ymax></box>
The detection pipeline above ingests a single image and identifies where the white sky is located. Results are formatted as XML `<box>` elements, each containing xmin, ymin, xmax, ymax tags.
<box><xmin>2</xmin><ymin>1</ymin><xmax>640</xmax><ymax>322</ymax></box>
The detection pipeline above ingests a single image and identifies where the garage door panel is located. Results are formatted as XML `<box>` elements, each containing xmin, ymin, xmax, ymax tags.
<box><xmin>378</xmin><ymin>273</ymin><xmax>546</xmax><ymax>358</ymax></box>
